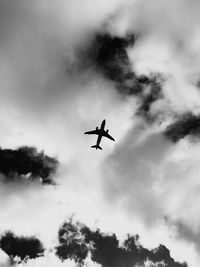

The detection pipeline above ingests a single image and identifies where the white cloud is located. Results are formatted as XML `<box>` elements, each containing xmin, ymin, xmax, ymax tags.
<box><xmin>1</xmin><ymin>1</ymin><xmax>200</xmax><ymax>267</ymax></box>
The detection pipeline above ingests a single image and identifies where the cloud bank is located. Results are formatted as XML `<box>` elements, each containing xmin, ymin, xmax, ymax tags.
<box><xmin>56</xmin><ymin>219</ymin><xmax>187</xmax><ymax>267</ymax></box>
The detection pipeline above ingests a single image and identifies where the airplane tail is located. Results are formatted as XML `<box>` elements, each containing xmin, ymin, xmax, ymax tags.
<box><xmin>91</xmin><ymin>145</ymin><xmax>102</xmax><ymax>150</ymax></box>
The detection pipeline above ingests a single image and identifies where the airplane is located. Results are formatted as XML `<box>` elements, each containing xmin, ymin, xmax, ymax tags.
<box><xmin>84</xmin><ymin>119</ymin><xmax>115</xmax><ymax>150</ymax></box>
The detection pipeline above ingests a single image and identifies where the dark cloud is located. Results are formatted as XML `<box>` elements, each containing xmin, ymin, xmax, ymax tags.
<box><xmin>56</xmin><ymin>219</ymin><xmax>89</xmax><ymax>265</ymax></box>
<box><xmin>84</xmin><ymin>32</ymin><xmax>163</xmax><ymax>120</ymax></box>
<box><xmin>0</xmin><ymin>146</ymin><xmax>58</xmax><ymax>185</ymax></box>
<box><xmin>0</xmin><ymin>231</ymin><xmax>44</xmax><ymax>264</ymax></box>
<box><xmin>136</xmin><ymin>74</ymin><xmax>163</xmax><ymax>121</ymax></box>
<box><xmin>56</xmin><ymin>219</ymin><xmax>188</xmax><ymax>267</ymax></box>
<box><xmin>87</xmin><ymin>32</ymin><xmax>141</xmax><ymax>95</ymax></box>
<box><xmin>164</xmin><ymin>113</ymin><xmax>200</xmax><ymax>142</ymax></box>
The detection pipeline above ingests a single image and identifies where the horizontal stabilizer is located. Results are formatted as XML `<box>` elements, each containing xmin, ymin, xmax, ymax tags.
<box><xmin>91</xmin><ymin>145</ymin><xmax>102</xmax><ymax>150</ymax></box>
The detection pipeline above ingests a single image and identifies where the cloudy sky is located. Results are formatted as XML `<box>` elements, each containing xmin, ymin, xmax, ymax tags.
<box><xmin>0</xmin><ymin>0</ymin><xmax>200</xmax><ymax>266</ymax></box>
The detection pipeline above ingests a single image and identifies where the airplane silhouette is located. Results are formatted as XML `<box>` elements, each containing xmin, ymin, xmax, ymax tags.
<box><xmin>84</xmin><ymin>119</ymin><xmax>115</xmax><ymax>150</ymax></box>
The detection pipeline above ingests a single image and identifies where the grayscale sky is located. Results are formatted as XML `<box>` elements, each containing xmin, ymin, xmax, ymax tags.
<box><xmin>0</xmin><ymin>1</ymin><xmax>200</xmax><ymax>266</ymax></box>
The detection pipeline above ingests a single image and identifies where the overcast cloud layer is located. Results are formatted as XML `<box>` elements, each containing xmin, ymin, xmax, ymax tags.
<box><xmin>1</xmin><ymin>0</ymin><xmax>200</xmax><ymax>267</ymax></box>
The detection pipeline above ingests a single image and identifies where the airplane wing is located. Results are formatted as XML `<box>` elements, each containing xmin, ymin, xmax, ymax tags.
<box><xmin>84</xmin><ymin>129</ymin><xmax>100</xmax><ymax>135</ymax></box>
<box><xmin>102</xmin><ymin>131</ymin><xmax>115</xmax><ymax>141</ymax></box>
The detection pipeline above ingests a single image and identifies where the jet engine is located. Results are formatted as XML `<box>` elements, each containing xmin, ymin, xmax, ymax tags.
<box><xmin>96</xmin><ymin>127</ymin><xmax>99</xmax><ymax>130</ymax></box>
<box><xmin>106</xmin><ymin>129</ymin><xmax>109</xmax><ymax>133</ymax></box>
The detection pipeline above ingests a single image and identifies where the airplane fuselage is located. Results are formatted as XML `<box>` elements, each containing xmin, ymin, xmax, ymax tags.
<box><xmin>100</xmin><ymin>119</ymin><xmax>106</xmax><ymax>131</ymax></box>
<box><xmin>96</xmin><ymin>119</ymin><xmax>106</xmax><ymax>146</ymax></box>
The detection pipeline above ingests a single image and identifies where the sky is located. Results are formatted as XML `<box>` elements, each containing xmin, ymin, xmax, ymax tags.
<box><xmin>0</xmin><ymin>0</ymin><xmax>200</xmax><ymax>266</ymax></box>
